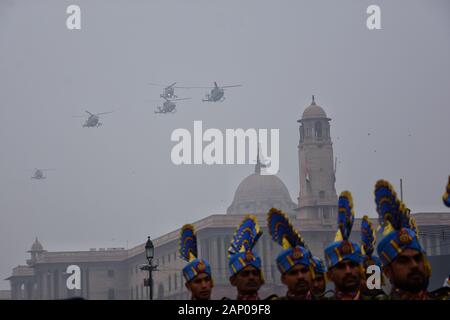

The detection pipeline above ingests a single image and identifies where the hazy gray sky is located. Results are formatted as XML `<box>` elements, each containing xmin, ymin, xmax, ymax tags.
<box><xmin>1</xmin><ymin>0</ymin><xmax>449</xmax><ymax>289</ymax></box>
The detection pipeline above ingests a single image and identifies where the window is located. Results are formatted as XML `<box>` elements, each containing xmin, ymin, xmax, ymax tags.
<box><xmin>130</xmin><ymin>287</ymin><xmax>134</xmax><ymax>300</ymax></box>
<box><xmin>319</xmin><ymin>190</ymin><xmax>325</xmax><ymax>199</ymax></box>
<box><xmin>108</xmin><ymin>289</ymin><xmax>115</xmax><ymax>300</ymax></box>
<box><xmin>107</xmin><ymin>269</ymin><xmax>114</xmax><ymax>278</ymax></box>
<box><xmin>323</xmin><ymin>208</ymin><xmax>331</xmax><ymax>220</ymax></box>
<box><xmin>315</xmin><ymin>121</ymin><xmax>322</xmax><ymax>138</ymax></box>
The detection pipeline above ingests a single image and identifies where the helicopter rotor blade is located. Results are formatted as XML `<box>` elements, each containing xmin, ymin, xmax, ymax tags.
<box><xmin>174</xmin><ymin>85</ymin><xmax>213</xmax><ymax>89</ymax></box>
<box><xmin>167</xmin><ymin>82</ymin><xmax>177</xmax><ymax>88</ymax></box>
<box><xmin>172</xmin><ymin>98</ymin><xmax>192</xmax><ymax>101</ymax></box>
<box><xmin>148</xmin><ymin>82</ymin><xmax>165</xmax><ymax>87</ymax></box>
<box><xmin>95</xmin><ymin>111</ymin><xmax>114</xmax><ymax>116</ymax></box>
<box><xmin>222</xmin><ymin>84</ymin><xmax>242</xmax><ymax>88</ymax></box>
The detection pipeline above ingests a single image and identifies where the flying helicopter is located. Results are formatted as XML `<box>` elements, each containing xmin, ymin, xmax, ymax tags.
<box><xmin>154</xmin><ymin>97</ymin><xmax>191</xmax><ymax>114</ymax></box>
<box><xmin>149</xmin><ymin>82</ymin><xmax>187</xmax><ymax>100</ymax></box>
<box><xmin>73</xmin><ymin>110</ymin><xmax>114</xmax><ymax>127</ymax></box>
<box><xmin>31</xmin><ymin>168</ymin><xmax>55</xmax><ymax>180</ymax></box>
<box><xmin>201</xmin><ymin>82</ymin><xmax>242</xmax><ymax>102</ymax></box>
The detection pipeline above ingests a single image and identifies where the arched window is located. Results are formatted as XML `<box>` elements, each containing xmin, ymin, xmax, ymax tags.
<box><xmin>315</xmin><ymin>121</ymin><xmax>322</xmax><ymax>138</ymax></box>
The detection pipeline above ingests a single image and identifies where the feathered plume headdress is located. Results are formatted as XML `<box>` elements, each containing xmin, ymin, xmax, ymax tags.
<box><xmin>267</xmin><ymin>208</ymin><xmax>306</xmax><ymax>250</ymax></box>
<box><xmin>336</xmin><ymin>191</ymin><xmax>355</xmax><ymax>241</ymax></box>
<box><xmin>179</xmin><ymin>224</ymin><xmax>211</xmax><ymax>282</ymax></box>
<box><xmin>374</xmin><ymin>180</ymin><xmax>416</xmax><ymax>235</ymax></box>
<box><xmin>374</xmin><ymin>179</ymin><xmax>425</xmax><ymax>268</ymax></box>
<box><xmin>228</xmin><ymin>215</ymin><xmax>262</xmax><ymax>256</ymax></box>
<box><xmin>228</xmin><ymin>215</ymin><xmax>263</xmax><ymax>276</ymax></box>
<box><xmin>267</xmin><ymin>208</ymin><xmax>312</xmax><ymax>273</ymax></box>
<box><xmin>179</xmin><ymin>224</ymin><xmax>197</xmax><ymax>262</ymax></box>
<box><xmin>361</xmin><ymin>215</ymin><xmax>376</xmax><ymax>257</ymax></box>
<box><xmin>324</xmin><ymin>191</ymin><xmax>363</xmax><ymax>268</ymax></box>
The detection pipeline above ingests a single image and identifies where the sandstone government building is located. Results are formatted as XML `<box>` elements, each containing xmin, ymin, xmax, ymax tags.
<box><xmin>6</xmin><ymin>98</ymin><xmax>450</xmax><ymax>299</ymax></box>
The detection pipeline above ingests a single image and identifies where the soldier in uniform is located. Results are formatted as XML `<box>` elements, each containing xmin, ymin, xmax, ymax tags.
<box><xmin>324</xmin><ymin>191</ymin><xmax>365</xmax><ymax>300</ymax></box>
<box><xmin>227</xmin><ymin>215</ymin><xmax>267</xmax><ymax>300</ymax></box>
<box><xmin>375</xmin><ymin>179</ymin><xmax>449</xmax><ymax>300</ymax></box>
<box><xmin>179</xmin><ymin>224</ymin><xmax>213</xmax><ymax>300</ymax></box>
<box><xmin>311</xmin><ymin>256</ymin><xmax>327</xmax><ymax>297</ymax></box>
<box><xmin>267</xmin><ymin>208</ymin><xmax>315</xmax><ymax>300</ymax></box>
<box><xmin>360</xmin><ymin>215</ymin><xmax>386</xmax><ymax>299</ymax></box>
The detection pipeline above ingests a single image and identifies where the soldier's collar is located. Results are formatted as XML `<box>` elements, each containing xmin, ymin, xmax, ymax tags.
<box><xmin>286</xmin><ymin>290</ymin><xmax>312</xmax><ymax>300</ymax></box>
<box><xmin>335</xmin><ymin>289</ymin><xmax>361</xmax><ymax>300</ymax></box>
<box><xmin>391</xmin><ymin>288</ymin><xmax>428</xmax><ymax>300</ymax></box>
<box><xmin>236</xmin><ymin>292</ymin><xmax>260</xmax><ymax>300</ymax></box>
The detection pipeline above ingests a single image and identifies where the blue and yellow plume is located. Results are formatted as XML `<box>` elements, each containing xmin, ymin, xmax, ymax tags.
<box><xmin>374</xmin><ymin>180</ymin><xmax>404</xmax><ymax>235</ymax></box>
<box><xmin>267</xmin><ymin>208</ymin><xmax>305</xmax><ymax>250</ymax></box>
<box><xmin>179</xmin><ymin>224</ymin><xmax>212</xmax><ymax>282</ymax></box>
<box><xmin>361</xmin><ymin>215</ymin><xmax>376</xmax><ymax>257</ymax></box>
<box><xmin>179</xmin><ymin>224</ymin><xmax>197</xmax><ymax>262</ymax></box>
<box><xmin>228</xmin><ymin>215</ymin><xmax>263</xmax><ymax>276</ymax></box>
<box><xmin>337</xmin><ymin>191</ymin><xmax>355</xmax><ymax>241</ymax></box>
<box><xmin>267</xmin><ymin>208</ymin><xmax>313</xmax><ymax>273</ymax></box>
<box><xmin>228</xmin><ymin>215</ymin><xmax>262</xmax><ymax>256</ymax></box>
<box><xmin>374</xmin><ymin>179</ymin><xmax>425</xmax><ymax>268</ymax></box>
<box><xmin>374</xmin><ymin>180</ymin><xmax>417</xmax><ymax>235</ymax></box>
<box><xmin>443</xmin><ymin>176</ymin><xmax>450</xmax><ymax>207</ymax></box>
<box><xmin>324</xmin><ymin>190</ymin><xmax>363</xmax><ymax>268</ymax></box>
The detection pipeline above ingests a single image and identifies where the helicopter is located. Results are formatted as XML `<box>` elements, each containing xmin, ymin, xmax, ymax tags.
<box><xmin>31</xmin><ymin>168</ymin><xmax>54</xmax><ymax>180</ymax></box>
<box><xmin>149</xmin><ymin>82</ymin><xmax>185</xmax><ymax>100</ymax></box>
<box><xmin>74</xmin><ymin>110</ymin><xmax>114</xmax><ymax>127</ymax></box>
<box><xmin>201</xmin><ymin>82</ymin><xmax>242</xmax><ymax>102</ymax></box>
<box><xmin>155</xmin><ymin>97</ymin><xmax>191</xmax><ymax>114</ymax></box>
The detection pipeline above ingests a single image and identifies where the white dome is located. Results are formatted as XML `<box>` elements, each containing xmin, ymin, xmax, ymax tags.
<box><xmin>227</xmin><ymin>173</ymin><xmax>297</xmax><ymax>215</ymax></box>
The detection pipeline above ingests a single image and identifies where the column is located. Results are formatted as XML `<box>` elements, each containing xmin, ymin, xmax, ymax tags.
<box><xmin>11</xmin><ymin>282</ymin><xmax>18</xmax><ymax>300</ymax></box>
<box><xmin>210</xmin><ymin>237</ymin><xmax>217</xmax><ymax>278</ymax></box>
<box><xmin>435</xmin><ymin>235</ymin><xmax>441</xmax><ymax>256</ymax></box>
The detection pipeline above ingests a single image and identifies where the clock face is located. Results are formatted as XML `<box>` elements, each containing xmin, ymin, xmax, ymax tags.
<box><xmin>1</xmin><ymin>0</ymin><xmax>449</xmax><ymax>301</ymax></box>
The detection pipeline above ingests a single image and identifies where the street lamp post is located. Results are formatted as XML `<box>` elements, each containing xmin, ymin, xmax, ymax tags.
<box><xmin>142</xmin><ymin>236</ymin><xmax>158</xmax><ymax>300</ymax></box>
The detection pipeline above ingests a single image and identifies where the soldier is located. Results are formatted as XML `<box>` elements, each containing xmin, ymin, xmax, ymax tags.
<box><xmin>179</xmin><ymin>224</ymin><xmax>213</xmax><ymax>300</ymax></box>
<box><xmin>227</xmin><ymin>215</ymin><xmax>266</xmax><ymax>300</ymax></box>
<box><xmin>324</xmin><ymin>191</ymin><xmax>365</xmax><ymax>300</ymax></box>
<box><xmin>375</xmin><ymin>179</ymin><xmax>449</xmax><ymax>300</ymax></box>
<box><xmin>360</xmin><ymin>215</ymin><xmax>386</xmax><ymax>299</ymax></box>
<box><xmin>311</xmin><ymin>256</ymin><xmax>327</xmax><ymax>297</ymax></box>
<box><xmin>267</xmin><ymin>208</ymin><xmax>315</xmax><ymax>300</ymax></box>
